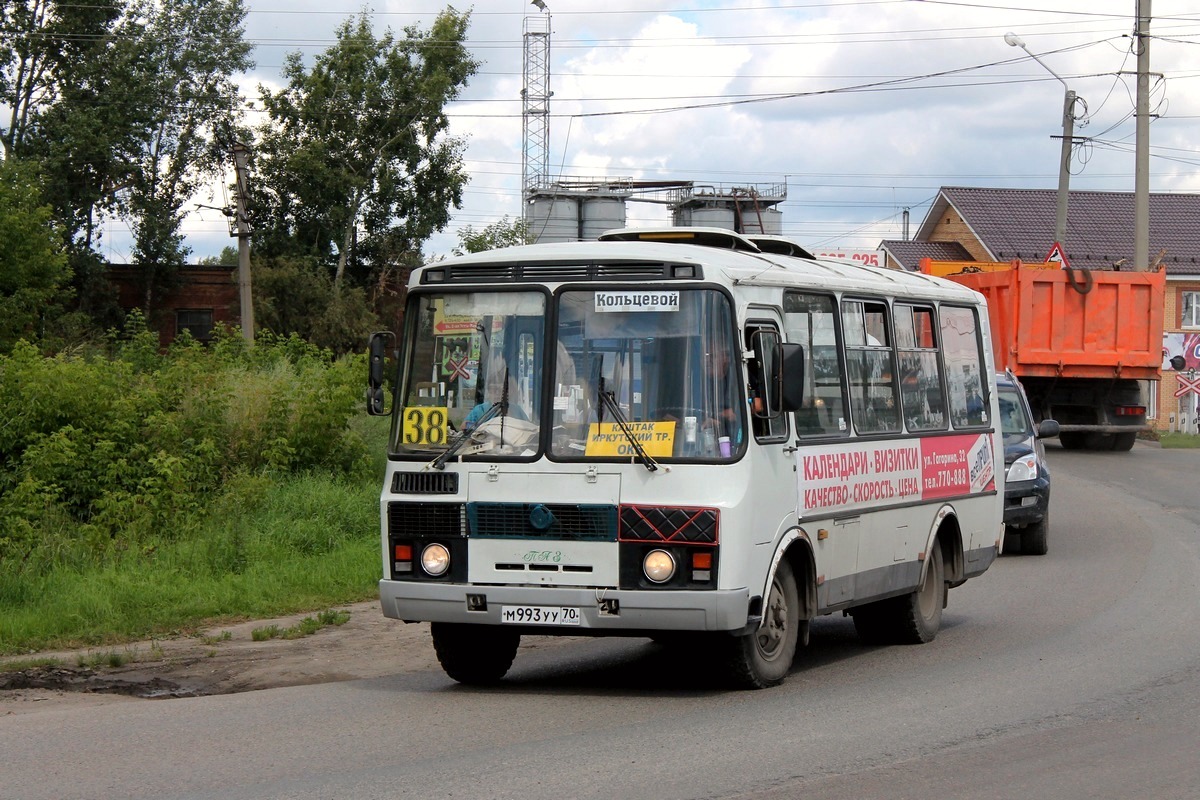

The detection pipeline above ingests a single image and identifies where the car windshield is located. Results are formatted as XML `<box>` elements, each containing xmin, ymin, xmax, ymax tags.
<box><xmin>998</xmin><ymin>387</ymin><xmax>1031</xmax><ymax>437</ymax></box>
<box><xmin>550</xmin><ymin>288</ymin><xmax>744</xmax><ymax>461</ymax></box>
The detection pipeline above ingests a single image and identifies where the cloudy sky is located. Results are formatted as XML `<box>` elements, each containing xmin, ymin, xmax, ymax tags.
<box><xmin>153</xmin><ymin>0</ymin><xmax>1200</xmax><ymax>263</ymax></box>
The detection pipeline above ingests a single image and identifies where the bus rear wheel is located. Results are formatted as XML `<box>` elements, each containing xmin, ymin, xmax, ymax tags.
<box><xmin>894</xmin><ymin>544</ymin><xmax>944</xmax><ymax>644</ymax></box>
<box><xmin>723</xmin><ymin>559</ymin><xmax>801</xmax><ymax>689</ymax></box>
<box><xmin>431</xmin><ymin>623</ymin><xmax>520</xmax><ymax>685</ymax></box>
<box><xmin>851</xmin><ymin>544</ymin><xmax>944</xmax><ymax>645</ymax></box>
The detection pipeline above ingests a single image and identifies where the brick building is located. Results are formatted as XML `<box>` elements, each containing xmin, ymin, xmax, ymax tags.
<box><xmin>107</xmin><ymin>264</ymin><xmax>240</xmax><ymax>349</ymax></box>
<box><xmin>880</xmin><ymin>187</ymin><xmax>1200</xmax><ymax>431</ymax></box>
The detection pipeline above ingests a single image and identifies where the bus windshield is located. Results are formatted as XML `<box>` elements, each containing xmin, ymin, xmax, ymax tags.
<box><xmin>550</xmin><ymin>288</ymin><xmax>744</xmax><ymax>460</ymax></box>
<box><xmin>396</xmin><ymin>290</ymin><xmax>546</xmax><ymax>456</ymax></box>
<box><xmin>394</xmin><ymin>286</ymin><xmax>744</xmax><ymax>461</ymax></box>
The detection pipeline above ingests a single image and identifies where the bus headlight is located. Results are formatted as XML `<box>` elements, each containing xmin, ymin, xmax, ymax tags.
<box><xmin>420</xmin><ymin>543</ymin><xmax>451</xmax><ymax>576</ymax></box>
<box><xmin>643</xmin><ymin>549</ymin><xmax>676</xmax><ymax>583</ymax></box>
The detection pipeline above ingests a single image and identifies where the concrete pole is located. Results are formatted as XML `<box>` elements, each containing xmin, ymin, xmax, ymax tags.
<box><xmin>1005</xmin><ymin>32</ymin><xmax>1077</xmax><ymax>251</ymax></box>
<box><xmin>1134</xmin><ymin>0</ymin><xmax>1152</xmax><ymax>271</ymax></box>
<box><xmin>1054</xmin><ymin>88</ymin><xmax>1076</xmax><ymax>248</ymax></box>
<box><xmin>232</xmin><ymin>142</ymin><xmax>255</xmax><ymax>343</ymax></box>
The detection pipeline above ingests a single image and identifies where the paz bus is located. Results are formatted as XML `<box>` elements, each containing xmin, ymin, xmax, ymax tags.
<box><xmin>366</xmin><ymin>227</ymin><xmax>1003</xmax><ymax>689</ymax></box>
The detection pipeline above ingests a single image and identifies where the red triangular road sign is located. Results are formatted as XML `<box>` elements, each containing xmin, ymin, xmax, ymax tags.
<box><xmin>1045</xmin><ymin>241</ymin><xmax>1070</xmax><ymax>268</ymax></box>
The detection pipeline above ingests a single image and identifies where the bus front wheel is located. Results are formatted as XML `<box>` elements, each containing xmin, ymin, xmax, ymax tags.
<box><xmin>431</xmin><ymin>622</ymin><xmax>520</xmax><ymax>685</ymax></box>
<box><xmin>723</xmin><ymin>559</ymin><xmax>801</xmax><ymax>689</ymax></box>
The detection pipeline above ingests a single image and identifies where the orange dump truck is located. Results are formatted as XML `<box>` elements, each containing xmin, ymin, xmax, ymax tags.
<box><xmin>920</xmin><ymin>258</ymin><xmax>1166</xmax><ymax>451</ymax></box>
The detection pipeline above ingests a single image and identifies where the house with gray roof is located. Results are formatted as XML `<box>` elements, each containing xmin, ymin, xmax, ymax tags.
<box><xmin>879</xmin><ymin>186</ymin><xmax>1200</xmax><ymax>432</ymax></box>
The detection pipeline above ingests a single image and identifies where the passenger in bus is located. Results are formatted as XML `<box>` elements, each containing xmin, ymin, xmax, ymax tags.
<box><xmin>464</xmin><ymin>356</ymin><xmax>528</xmax><ymax>429</ymax></box>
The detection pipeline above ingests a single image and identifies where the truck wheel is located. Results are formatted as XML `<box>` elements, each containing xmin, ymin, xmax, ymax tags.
<box><xmin>1111</xmin><ymin>433</ymin><xmax>1137</xmax><ymax>451</ymax></box>
<box><xmin>893</xmin><ymin>544</ymin><xmax>944</xmax><ymax>644</ymax></box>
<box><xmin>431</xmin><ymin>623</ymin><xmax>520</xmax><ymax>685</ymax></box>
<box><xmin>722</xmin><ymin>559</ymin><xmax>801</xmax><ymax>689</ymax></box>
<box><xmin>1085</xmin><ymin>433</ymin><xmax>1115</xmax><ymax>450</ymax></box>
<box><xmin>1022</xmin><ymin>515</ymin><xmax>1049</xmax><ymax>556</ymax></box>
<box><xmin>1059</xmin><ymin>432</ymin><xmax>1085</xmax><ymax>450</ymax></box>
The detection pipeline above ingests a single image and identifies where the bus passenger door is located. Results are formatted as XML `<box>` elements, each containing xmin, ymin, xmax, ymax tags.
<box><xmin>745</xmin><ymin>317</ymin><xmax>796</xmax><ymax>548</ymax></box>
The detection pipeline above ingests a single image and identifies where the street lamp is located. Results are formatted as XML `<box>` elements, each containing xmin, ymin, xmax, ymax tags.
<box><xmin>1005</xmin><ymin>32</ymin><xmax>1084</xmax><ymax>251</ymax></box>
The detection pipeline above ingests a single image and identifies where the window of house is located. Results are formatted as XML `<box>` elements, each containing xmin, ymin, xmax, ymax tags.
<box><xmin>1183</xmin><ymin>291</ymin><xmax>1200</xmax><ymax>329</ymax></box>
<box><xmin>176</xmin><ymin>309</ymin><xmax>214</xmax><ymax>341</ymax></box>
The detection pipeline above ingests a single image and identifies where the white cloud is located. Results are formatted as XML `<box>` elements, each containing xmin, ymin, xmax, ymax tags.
<box><xmin>161</xmin><ymin>0</ymin><xmax>1200</xmax><ymax>260</ymax></box>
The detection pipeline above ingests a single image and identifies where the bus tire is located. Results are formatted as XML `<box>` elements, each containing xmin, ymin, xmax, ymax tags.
<box><xmin>431</xmin><ymin>623</ymin><xmax>520</xmax><ymax>685</ymax></box>
<box><xmin>723</xmin><ymin>559</ymin><xmax>800</xmax><ymax>689</ymax></box>
<box><xmin>850</xmin><ymin>602</ymin><xmax>895</xmax><ymax>645</ymax></box>
<box><xmin>894</xmin><ymin>543</ymin><xmax>944</xmax><ymax>644</ymax></box>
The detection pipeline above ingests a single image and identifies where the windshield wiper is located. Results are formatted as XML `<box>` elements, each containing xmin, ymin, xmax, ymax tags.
<box><xmin>428</xmin><ymin>401</ymin><xmax>505</xmax><ymax>471</ymax></box>
<box><xmin>596</xmin><ymin>379</ymin><xmax>658</xmax><ymax>473</ymax></box>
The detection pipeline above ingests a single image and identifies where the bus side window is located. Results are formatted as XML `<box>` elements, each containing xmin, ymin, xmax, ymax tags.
<box><xmin>896</xmin><ymin>304</ymin><xmax>947</xmax><ymax>431</ymax></box>
<box><xmin>843</xmin><ymin>299</ymin><xmax>899</xmax><ymax>434</ymax></box>
<box><xmin>784</xmin><ymin>292</ymin><xmax>848</xmax><ymax>437</ymax></box>
<box><xmin>939</xmin><ymin>305</ymin><xmax>989</xmax><ymax>428</ymax></box>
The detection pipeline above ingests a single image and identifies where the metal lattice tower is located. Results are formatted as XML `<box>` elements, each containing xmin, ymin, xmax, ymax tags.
<box><xmin>522</xmin><ymin>9</ymin><xmax>551</xmax><ymax>211</ymax></box>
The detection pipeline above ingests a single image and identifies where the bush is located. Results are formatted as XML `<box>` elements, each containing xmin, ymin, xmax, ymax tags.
<box><xmin>0</xmin><ymin>324</ymin><xmax>371</xmax><ymax>573</ymax></box>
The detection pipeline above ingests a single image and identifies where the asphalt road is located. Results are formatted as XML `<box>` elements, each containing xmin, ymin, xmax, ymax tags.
<box><xmin>4</xmin><ymin>442</ymin><xmax>1200</xmax><ymax>800</ymax></box>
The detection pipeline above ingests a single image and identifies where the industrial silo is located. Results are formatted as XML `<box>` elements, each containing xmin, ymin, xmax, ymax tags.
<box><xmin>528</xmin><ymin>196</ymin><xmax>579</xmax><ymax>243</ymax></box>
<box><xmin>580</xmin><ymin>197</ymin><xmax>627</xmax><ymax>240</ymax></box>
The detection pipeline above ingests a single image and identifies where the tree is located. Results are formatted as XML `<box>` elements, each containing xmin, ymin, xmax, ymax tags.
<box><xmin>253</xmin><ymin>257</ymin><xmax>377</xmax><ymax>354</ymax></box>
<box><xmin>198</xmin><ymin>246</ymin><xmax>239</xmax><ymax>267</ymax></box>
<box><xmin>253</xmin><ymin>9</ymin><xmax>479</xmax><ymax>290</ymax></box>
<box><xmin>2</xmin><ymin>0</ymin><xmax>253</xmax><ymax>324</ymax></box>
<box><xmin>454</xmin><ymin>216</ymin><xmax>532</xmax><ymax>255</ymax></box>
<box><xmin>119</xmin><ymin>0</ymin><xmax>254</xmax><ymax>313</ymax></box>
<box><xmin>0</xmin><ymin>160</ymin><xmax>69</xmax><ymax>350</ymax></box>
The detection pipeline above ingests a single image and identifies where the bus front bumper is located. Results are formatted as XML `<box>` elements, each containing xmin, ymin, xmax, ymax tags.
<box><xmin>379</xmin><ymin>579</ymin><xmax>753</xmax><ymax>634</ymax></box>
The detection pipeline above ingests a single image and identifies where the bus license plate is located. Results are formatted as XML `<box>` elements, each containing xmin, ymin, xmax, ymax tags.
<box><xmin>500</xmin><ymin>605</ymin><xmax>581</xmax><ymax>626</ymax></box>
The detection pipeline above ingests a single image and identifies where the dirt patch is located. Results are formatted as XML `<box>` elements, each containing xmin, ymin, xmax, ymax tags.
<box><xmin>0</xmin><ymin>600</ymin><xmax>442</xmax><ymax>715</ymax></box>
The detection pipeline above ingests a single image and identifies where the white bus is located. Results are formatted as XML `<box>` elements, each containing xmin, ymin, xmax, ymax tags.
<box><xmin>367</xmin><ymin>227</ymin><xmax>1003</xmax><ymax>689</ymax></box>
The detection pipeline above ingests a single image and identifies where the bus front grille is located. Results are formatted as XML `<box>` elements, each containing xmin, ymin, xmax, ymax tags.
<box><xmin>467</xmin><ymin>503</ymin><xmax>617</xmax><ymax>541</ymax></box>
<box><xmin>387</xmin><ymin>502</ymin><xmax>465</xmax><ymax>539</ymax></box>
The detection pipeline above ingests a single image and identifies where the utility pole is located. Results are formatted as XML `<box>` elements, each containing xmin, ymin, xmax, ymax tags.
<box><xmin>1005</xmin><ymin>32</ymin><xmax>1080</xmax><ymax>250</ymax></box>
<box><xmin>231</xmin><ymin>142</ymin><xmax>255</xmax><ymax>343</ymax></box>
<box><xmin>1134</xmin><ymin>0</ymin><xmax>1152</xmax><ymax>271</ymax></box>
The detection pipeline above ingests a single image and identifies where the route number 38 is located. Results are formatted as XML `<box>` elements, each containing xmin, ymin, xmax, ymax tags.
<box><xmin>402</xmin><ymin>406</ymin><xmax>449</xmax><ymax>445</ymax></box>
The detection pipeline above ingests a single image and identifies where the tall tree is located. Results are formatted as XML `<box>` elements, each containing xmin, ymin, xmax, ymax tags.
<box><xmin>254</xmin><ymin>9</ymin><xmax>479</xmax><ymax>289</ymax></box>
<box><xmin>120</xmin><ymin>0</ymin><xmax>254</xmax><ymax>311</ymax></box>
<box><xmin>0</xmin><ymin>160</ymin><xmax>69</xmax><ymax>350</ymax></box>
<box><xmin>2</xmin><ymin>0</ymin><xmax>252</xmax><ymax>319</ymax></box>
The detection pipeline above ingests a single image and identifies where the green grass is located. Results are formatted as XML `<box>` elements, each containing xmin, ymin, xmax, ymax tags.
<box><xmin>1158</xmin><ymin>432</ymin><xmax>1200</xmax><ymax>448</ymax></box>
<box><xmin>251</xmin><ymin>609</ymin><xmax>351</xmax><ymax>642</ymax></box>
<box><xmin>0</xmin><ymin>656</ymin><xmax>61</xmax><ymax>672</ymax></box>
<box><xmin>0</xmin><ymin>468</ymin><xmax>385</xmax><ymax>655</ymax></box>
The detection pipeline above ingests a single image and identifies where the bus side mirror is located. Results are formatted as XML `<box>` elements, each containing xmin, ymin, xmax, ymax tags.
<box><xmin>367</xmin><ymin>331</ymin><xmax>395</xmax><ymax>416</ymax></box>
<box><xmin>777</xmin><ymin>343</ymin><xmax>805</xmax><ymax>413</ymax></box>
<box><xmin>1170</xmin><ymin>354</ymin><xmax>1186</xmax><ymax>371</ymax></box>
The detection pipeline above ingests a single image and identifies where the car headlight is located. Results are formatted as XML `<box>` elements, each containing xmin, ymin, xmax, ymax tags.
<box><xmin>1007</xmin><ymin>453</ymin><xmax>1038</xmax><ymax>482</ymax></box>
